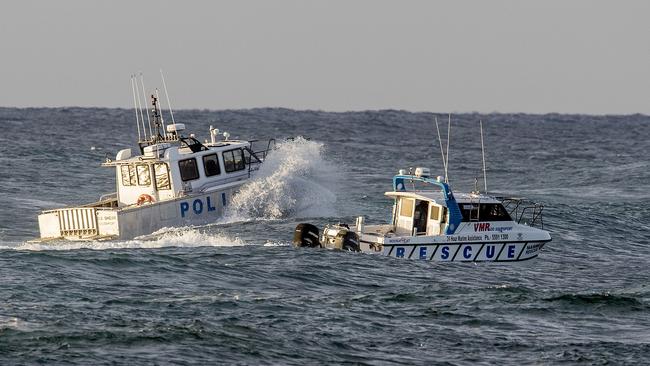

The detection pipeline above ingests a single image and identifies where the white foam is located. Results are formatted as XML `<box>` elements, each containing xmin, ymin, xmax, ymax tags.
<box><xmin>11</xmin><ymin>227</ymin><xmax>244</xmax><ymax>251</ymax></box>
<box><xmin>227</xmin><ymin>137</ymin><xmax>339</xmax><ymax>220</ymax></box>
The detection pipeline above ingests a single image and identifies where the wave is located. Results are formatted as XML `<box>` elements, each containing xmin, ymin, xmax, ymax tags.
<box><xmin>227</xmin><ymin>137</ymin><xmax>339</xmax><ymax>220</ymax></box>
<box><xmin>544</xmin><ymin>293</ymin><xmax>646</xmax><ymax>309</ymax></box>
<box><xmin>9</xmin><ymin>227</ymin><xmax>244</xmax><ymax>251</ymax></box>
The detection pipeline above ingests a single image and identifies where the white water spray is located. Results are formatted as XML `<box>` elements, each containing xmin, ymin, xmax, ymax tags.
<box><xmin>226</xmin><ymin>137</ymin><xmax>339</xmax><ymax>221</ymax></box>
<box><xmin>12</xmin><ymin>228</ymin><xmax>244</xmax><ymax>251</ymax></box>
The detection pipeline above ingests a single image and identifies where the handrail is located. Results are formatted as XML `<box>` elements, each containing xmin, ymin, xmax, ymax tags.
<box><xmin>498</xmin><ymin>197</ymin><xmax>545</xmax><ymax>229</ymax></box>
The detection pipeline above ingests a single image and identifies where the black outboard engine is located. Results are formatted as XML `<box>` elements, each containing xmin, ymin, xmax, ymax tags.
<box><xmin>293</xmin><ymin>223</ymin><xmax>321</xmax><ymax>248</ymax></box>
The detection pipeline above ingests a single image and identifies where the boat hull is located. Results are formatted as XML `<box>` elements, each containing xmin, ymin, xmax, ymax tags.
<box><xmin>37</xmin><ymin>186</ymin><xmax>240</xmax><ymax>241</ymax></box>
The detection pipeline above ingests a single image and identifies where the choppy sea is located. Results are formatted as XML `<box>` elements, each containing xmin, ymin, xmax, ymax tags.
<box><xmin>1</xmin><ymin>107</ymin><xmax>649</xmax><ymax>365</ymax></box>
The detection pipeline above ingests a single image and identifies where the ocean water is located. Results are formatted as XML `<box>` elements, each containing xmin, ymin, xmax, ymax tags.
<box><xmin>0</xmin><ymin>107</ymin><xmax>649</xmax><ymax>365</ymax></box>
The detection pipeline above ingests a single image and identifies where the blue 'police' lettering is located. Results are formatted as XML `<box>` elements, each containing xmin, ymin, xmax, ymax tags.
<box><xmin>419</xmin><ymin>247</ymin><xmax>427</xmax><ymax>260</ymax></box>
<box><xmin>508</xmin><ymin>245</ymin><xmax>516</xmax><ymax>258</ymax></box>
<box><xmin>193</xmin><ymin>199</ymin><xmax>203</xmax><ymax>215</ymax></box>
<box><xmin>463</xmin><ymin>246</ymin><xmax>472</xmax><ymax>259</ymax></box>
<box><xmin>441</xmin><ymin>246</ymin><xmax>450</xmax><ymax>260</ymax></box>
<box><xmin>396</xmin><ymin>247</ymin><xmax>405</xmax><ymax>258</ymax></box>
<box><xmin>206</xmin><ymin>196</ymin><xmax>216</xmax><ymax>212</ymax></box>
<box><xmin>180</xmin><ymin>202</ymin><xmax>189</xmax><ymax>218</ymax></box>
<box><xmin>486</xmin><ymin>245</ymin><xmax>495</xmax><ymax>258</ymax></box>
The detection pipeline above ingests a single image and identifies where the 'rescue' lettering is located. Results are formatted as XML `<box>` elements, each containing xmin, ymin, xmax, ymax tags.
<box><xmin>463</xmin><ymin>246</ymin><xmax>472</xmax><ymax>259</ymax></box>
<box><xmin>440</xmin><ymin>246</ymin><xmax>450</xmax><ymax>260</ymax></box>
<box><xmin>485</xmin><ymin>245</ymin><xmax>496</xmax><ymax>258</ymax></box>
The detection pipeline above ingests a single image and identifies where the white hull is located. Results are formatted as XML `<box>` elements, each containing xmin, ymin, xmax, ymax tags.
<box><xmin>37</xmin><ymin>184</ymin><xmax>241</xmax><ymax>241</ymax></box>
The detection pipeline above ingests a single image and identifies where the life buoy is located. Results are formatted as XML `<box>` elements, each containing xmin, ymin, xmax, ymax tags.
<box><xmin>137</xmin><ymin>194</ymin><xmax>155</xmax><ymax>206</ymax></box>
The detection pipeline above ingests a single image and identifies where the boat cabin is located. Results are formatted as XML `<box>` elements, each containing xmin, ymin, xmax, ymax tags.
<box><xmin>387</xmin><ymin>191</ymin><xmax>513</xmax><ymax>236</ymax></box>
<box><xmin>102</xmin><ymin>123</ymin><xmax>265</xmax><ymax>208</ymax></box>
<box><xmin>387</xmin><ymin>166</ymin><xmax>514</xmax><ymax>237</ymax></box>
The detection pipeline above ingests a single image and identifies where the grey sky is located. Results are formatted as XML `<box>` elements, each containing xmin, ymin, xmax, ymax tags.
<box><xmin>1</xmin><ymin>1</ymin><xmax>648</xmax><ymax>114</ymax></box>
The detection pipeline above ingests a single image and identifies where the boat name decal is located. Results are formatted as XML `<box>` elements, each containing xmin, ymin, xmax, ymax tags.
<box><xmin>473</xmin><ymin>223</ymin><xmax>513</xmax><ymax>233</ymax></box>
<box><xmin>388</xmin><ymin>238</ymin><xmax>411</xmax><ymax>244</ymax></box>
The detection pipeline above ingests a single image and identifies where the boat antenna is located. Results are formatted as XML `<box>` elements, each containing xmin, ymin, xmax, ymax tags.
<box><xmin>480</xmin><ymin>119</ymin><xmax>488</xmax><ymax>194</ymax></box>
<box><xmin>134</xmin><ymin>74</ymin><xmax>148</xmax><ymax>141</ymax></box>
<box><xmin>155</xmin><ymin>88</ymin><xmax>166</xmax><ymax>138</ymax></box>
<box><xmin>434</xmin><ymin>116</ymin><xmax>447</xmax><ymax>178</ymax></box>
<box><xmin>139</xmin><ymin>72</ymin><xmax>153</xmax><ymax>138</ymax></box>
<box><xmin>160</xmin><ymin>69</ymin><xmax>176</xmax><ymax>125</ymax></box>
<box><xmin>445</xmin><ymin>114</ymin><xmax>451</xmax><ymax>183</ymax></box>
<box><xmin>130</xmin><ymin>75</ymin><xmax>142</xmax><ymax>141</ymax></box>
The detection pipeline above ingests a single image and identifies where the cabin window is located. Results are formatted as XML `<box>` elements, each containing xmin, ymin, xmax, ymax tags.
<box><xmin>460</xmin><ymin>203</ymin><xmax>512</xmax><ymax>222</ymax></box>
<box><xmin>429</xmin><ymin>205</ymin><xmax>440</xmax><ymax>221</ymax></box>
<box><xmin>223</xmin><ymin>148</ymin><xmax>246</xmax><ymax>173</ymax></box>
<box><xmin>399</xmin><ymin>198</ymin><xmax>414</xmax><ymax>217</ymax></box>
<box><xmin>154</xmin><ymin>163</ymin><xmax>171</xmax><ymax>190</ymax></box>
<box><xmin>136</xmin><ymin>164</ymin><xmax>151</xmax><ymax>186</ymax></box>
<box><xmin>179</xmin><ymin>158</ymin><xmax>200</xmax><ymax>181</ymax></box>
<box><xmin>202</xmin><ymin>154</ymin><xmax>221</xmax><ymax>177</ymax></box>
<box><xmin>480</xmin><ymin>203</ymin><xmax>512</xmax><ymax>221</ymax></box>
<box><xmin>460</xmin><ymin>204</ymin><xmax>479</xmax><ymax>222</ymax></box>
<box><xmin>120</xmin><ymin>165</ymin><xmax>137</xmax><ymax>186</ymax></box>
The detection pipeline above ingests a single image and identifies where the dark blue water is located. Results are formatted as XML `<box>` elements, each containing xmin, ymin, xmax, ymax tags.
<box><xmin>1</xmin><ymin>107</ymin><xmax>649</xmax><ymax>364</ymax></box>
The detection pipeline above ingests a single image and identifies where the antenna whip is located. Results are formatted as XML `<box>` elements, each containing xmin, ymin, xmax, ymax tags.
<box><xmin>480</xmin><ymin>119</ymin><xmax>488</xmax><ymax>194</ymax></box>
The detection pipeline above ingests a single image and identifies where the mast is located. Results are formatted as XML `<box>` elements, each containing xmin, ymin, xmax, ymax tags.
<box><xmin>150</xmin><ymin>93</ymin><xmax>163</xmax><ymax>141</ymax></box>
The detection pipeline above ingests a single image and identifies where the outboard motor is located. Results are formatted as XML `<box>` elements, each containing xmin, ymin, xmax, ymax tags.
<box><xmin>293</xmin><ymin>223</ymin><xmax>321</xmax><ymax>248</ymax></box>
<box><xmin>321</xmin><ymin>224</ymin><xmax>360</xmax><ymax>252</ymax></box>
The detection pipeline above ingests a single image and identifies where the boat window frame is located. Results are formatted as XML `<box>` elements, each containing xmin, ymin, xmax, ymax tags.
<box><xmin>202</xmin><ymin>153</ymin><xmax>222</xmax><ymax>177</ymax></box>
<box><xmin>136</xmin><ymin>164</ymin><xmax>151</xmax><ymax>186</ymax></box>
<box><xmin>429</xmin><ymin>204</ymin><xmax>441</xmax><ymax>221</ymax></box>
<box><xmin>120</xmin><ymin>164</ymin><xmax>137</xmax><ymax>186</ymax></box>
<box><xmin>223</xmin><ymin>148</ymin><xmax>246</xmax><ymax>173</ymax></box>
<box><xmin>178</xmin><ymin>158</ymin><xmax>200</xmax><ymax>182</ymax></box>
<box><xmin>154</xmin><ymin>162</ymin><xmax>171</xmax><ymax>190</ymax></box>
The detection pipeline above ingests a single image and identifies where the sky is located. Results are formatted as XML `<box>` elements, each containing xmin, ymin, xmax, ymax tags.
<box><xmin>1</xmin><ymin>1</ymin><xmax>648</xmax><ymax>114</ymax></box>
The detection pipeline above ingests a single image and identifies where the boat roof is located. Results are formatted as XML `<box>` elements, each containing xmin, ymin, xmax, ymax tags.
<box><xmin>108</xmin><ymin>139</ymin><xmax>250</xmax><ymax>165</ymax></box>
<box><xmin>385</xmin><ymin>190</ymin><xmax>502</xmax><ymax>206</ymax></box>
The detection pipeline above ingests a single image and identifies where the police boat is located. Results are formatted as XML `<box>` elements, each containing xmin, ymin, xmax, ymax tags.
<box><xmin>293</xmin><ymin>167</ymin><xmax>551</xmax><ymax>263</ymax></box>
<box><xmin>36</xmin><ymin>80</ymin><xmax>274</xmax><ymax>241</ymax></box>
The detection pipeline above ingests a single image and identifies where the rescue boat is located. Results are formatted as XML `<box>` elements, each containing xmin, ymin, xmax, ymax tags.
<box><xmin>294</xmin><ymin>167</ymin><xmax>551</xmax><ymax>262</ymax></box>
<box><xmin>36</xmin><ymin>80</ymin><xmax>274</xmax><ymax>241</ymax></box>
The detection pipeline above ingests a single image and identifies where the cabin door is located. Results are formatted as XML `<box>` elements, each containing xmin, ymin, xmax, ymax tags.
<box><xmin>396</xmin><ymin>198</ymin><xmax>415</xmax><ymax>235</ymax></box>
<box><xmin>412</xmin><ymin>200</ymin><xmax>429</xmax><ymax>235</ymax></box>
